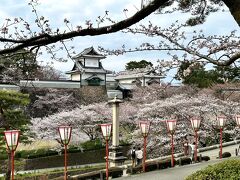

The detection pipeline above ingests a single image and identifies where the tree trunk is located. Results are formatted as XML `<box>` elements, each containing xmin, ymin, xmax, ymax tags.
<box><xmin>5</xmin><ymin>153</ymin><xmax>11</xmax><ymax>180</ymax></box>
<box><xmin>223</xmin><ymin>0</ymin><xmax>240</xmax><ymax>26</ymax></box>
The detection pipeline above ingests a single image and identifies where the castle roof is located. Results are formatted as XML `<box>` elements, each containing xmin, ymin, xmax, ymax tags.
<box><xmin>73</xmin><ymin>47</ymin><xmax>106</xmax><ymax>59</ymax></box>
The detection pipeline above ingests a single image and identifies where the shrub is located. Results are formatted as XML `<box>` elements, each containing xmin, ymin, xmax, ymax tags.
<box><xmin>186</xmin><ymin>159</ymin><xmax>240</xmax><ymax>180</ymax></box>
<box><xmin>80</xmin><ymin>139</ymin><xmax>103</xmax><ymax>151</ymax></box>
<box><xmin>109</xmin><ymin>167</ymin><xmax>123</xmax><ymax>178</ymax></box>
<box><xmin>145</xmin><ymin>161</ymin><xmax>158</xmax><ymax>172</ymax></box>
<box><xmin>17</xmin><ymin>148</ymin><xmax>58</xmax><ymax>159</ymax></box>
<box><xmin>67</xmin><ymin>146</ymin><xmax>82</xmax><ymax>153</ymax></box>
<box><xmin>177</xmin><ymin>157</ymin><xmax>192</xmax><ymax>165</ymax></box>
<box><xmin>158</xmin><ymin>158</ymin><xmax>174</xmax><ymax>169</ymax></box>
<box><xmin>201</xmin><ymin>156</ymin><xmax>210</xmax><ymax>161</ymax></box>
<box><xmin>222</xmin><ymin>152</ymin><xmax>231</xmax><ymax>158</ymax></box>
<box><xmin>0</xmin><ymin>153</ymin><xmax>8</xmax><ymax>160</ymax></box>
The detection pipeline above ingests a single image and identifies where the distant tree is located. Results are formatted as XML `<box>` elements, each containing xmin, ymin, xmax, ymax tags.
<box><xmin>213</xmin><ymin>65</ymin><xmax>240</xmax><ymax>83</ymax></box>
<box><xmin>125</xmin><ymin>60</ymin><xmax>153</xmax><ymax>70</ymax></box>
<box><xmin>176</xmin><ymin>61</ymin><xmax>240</xmax><ymax>88</ymax></box>
<box><xmin>0</xmin><ymin>50</ymin><xmax>38</xmax><ymax>83</ymax></box>
<box><xmin>31</xmin><ymin>103</ymin><xmax>111</xmax><ymax>141</ymax></box>
<box><xmin>27</xmin><ymin>89</ymin><xmax>80</xmax><ymax>118</ymax></box>
<box><xmin>0</xmin><ymin>90</ymin><xmax>31</xmax><ymax>180</ymax></box>
<box><xmin>35</xmin><ymin>63</ymin><xmax>62</xmax><ymax>80</ymax></box>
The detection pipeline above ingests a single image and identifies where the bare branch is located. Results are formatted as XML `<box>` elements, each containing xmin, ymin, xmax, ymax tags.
<box><xmin>0</xmin><ymin>0</ymin><xmax>167</xmax><ymax>55</ymax></box>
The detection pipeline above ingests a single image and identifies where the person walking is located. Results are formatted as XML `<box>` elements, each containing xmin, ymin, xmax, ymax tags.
<box><xmin>136</xmin><ymin>147</ymin><xmax>143</xmax><ymax>166</ymax></box>
<box><xmin>182</xmin><ymin>135</ymin><xmax>189</xmax><ymax>156</ymax></box>
<box><xmin>130</xmin><ymin>147</ymin><xmax>136</xmax><ymax>167</ymax></box>
<box><xmin>189</xmin><ymin>142</ymin><xmax>195</xmax><ymax>162</ymax></box>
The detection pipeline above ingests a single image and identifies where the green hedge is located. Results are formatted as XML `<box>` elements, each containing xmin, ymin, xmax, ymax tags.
<box><xmin>127</xmin><ymin>158</ymin><xmax>175</xmax><ymax>174</ymax></box>
<box><xmin>186</xmin><ymin>159</ymin><xmax>240</xmax><ymax>180</ymax></box>
<box><xmin>80</xmin><ymin>139</ymin><xmax>103</xmax><ymax>151</ymax></box>
<box><xmin>0</xmin><ymin>139</ymin><xmax>103</xmax><ymax>160</ymax></box>
<box><xmin>15</xmin><ymin>149</ymin><xmax>58</xmax><ymax>159</ymax></box>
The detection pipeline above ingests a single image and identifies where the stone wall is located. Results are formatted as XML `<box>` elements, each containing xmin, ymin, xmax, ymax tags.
<box><xmin>79</xmin><ymin>86</ymin><xmax>108</xmax><ymax>104</ymax></box>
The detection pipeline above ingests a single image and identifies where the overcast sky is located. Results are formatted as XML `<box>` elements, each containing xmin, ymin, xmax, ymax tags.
<box><xmin>0</xmin><ymin>0</ymin><xmax>239</xmax><ymax>82</ymax></box>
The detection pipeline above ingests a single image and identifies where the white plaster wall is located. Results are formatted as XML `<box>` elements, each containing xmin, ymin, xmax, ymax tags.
<box><xmin>71</xmin><ymin>74</ymin><xmax>80</xmax><ymax>81</ymax></box>
<box><xmin>85</xmin><ymin>58</ymin><xmax>99</xmax><ymax>67</ymax></box>
<box><xmin>118</xmin><ymin>79</ymin><xmax>135</xmax><ymax>84</ymax></box>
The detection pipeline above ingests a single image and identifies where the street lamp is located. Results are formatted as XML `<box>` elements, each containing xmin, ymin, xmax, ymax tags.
<box><xmin>166</xmin><ymin>119</ymin><xmax>177</xmax><ymax>167</ymax></box>
<box><xmin>235</xmin><ymin>115</ymin><xmax>240</xmax><ymax>127</ymax></box>
<box><xmin>139</xmin><ymin>121</ymin><xmax>150</xmax><ymax>172</ymax></box>
<box><xmin>100</xmin><ymin>123</ymin><xmax>112</xmax><ymax>180</ymax></box>
<box><xmin>4</xmin><ymin>130</ymin><xmax>20</xmax><ymax>180</ymax></box>
<box><xmin>190</xmin><ymin>117</ymin><xmax>201</xmax><ymax>162</ymax></box>
<box><xmin>217</xmin><ymin>116</ymin><xmax>226</xmax><ymax>159</ymax></box>
<box><xmin>58</xmin><ymin>125</ymin><xmax>72</xmax><ymax>180</ymax></box>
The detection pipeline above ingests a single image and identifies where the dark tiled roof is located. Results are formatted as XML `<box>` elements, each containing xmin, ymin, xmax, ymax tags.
<box><xmin>85</xmin><ymin>74</ymin><xmax>104</xmax><ymax>81</ymax></box>
<box><xmin>73</xmin><ymin>47</ymin><xmax>105</xmax><ymax>59</ymax></box>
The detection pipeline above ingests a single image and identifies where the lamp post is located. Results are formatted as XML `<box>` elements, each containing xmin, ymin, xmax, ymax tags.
<box><xmin>100</xmin><ymin>123</ymin><xmax>112</xmax><ymax>180</ymax></box>
<box><xmin>217</xmin><ymin>116</ymin><xmax>226</xmax><ymax>159</ymax></box>
<box><xmin>190</xmin><ymin>117</ymin><xmax>201</xmax><ymax>162</ymax></box>
<box><xmin>139</xmin><ymin>121</ymin><xmax>150</xmax><ymax>172</ymax></box>
<box><xmin>4</xmin><ymin>130</ymin><xmax>20</xmax><ymax>180</ymax></box>
<box><xmin>166</xmin><ymin>119</ymin><xmax>177</xmax><ymax>167</ymax></box>
<box><xmin>58</xmin><ymin>125</ymin><xmax>72</xmax><ymax>180</ymax></box>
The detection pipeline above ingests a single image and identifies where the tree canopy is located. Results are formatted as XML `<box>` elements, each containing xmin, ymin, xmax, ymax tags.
<box><xmin>125</xmin><ymin>60</ymin><xmax>153</xmax><ymax>70</ymax></box>
<box><xmin>175</xmin><ymin>61</ymin><xmax>240</xmax><ymax>88</ymax></box>
<box><xmin>0</xmin><ymin>90</ymin><xmax>31</xmax><ymax>179</ymax></box>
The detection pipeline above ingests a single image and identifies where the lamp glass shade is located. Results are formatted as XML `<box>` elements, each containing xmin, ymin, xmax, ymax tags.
<box><xmin>190</xmin><ymin>118</ymin><xmax>201</xmax><ymax>130</ymax></box>
<box><xmin>100</xmin><ymin>124</ymin><xmax>112</xmax><ymax>140</ymax></box>
<box><xmin>166</xmin><ymin>120</ymin><xmax>177</xmax><ymax>134</ymax></box>
<box><xmin>236</xmin><ymin>115</ymin><xmax>240</xmax><ymax>127</ymax></box>
<box><xmin>217</xmin><ymin>116</ymin><xmax>226</xmax><ymax>128</ymax></box>
<box><xmin>58</xmin><ymin>126</ymin><xmax>72</xmax><ymax>145</ymax></box>
<box><xmin>140</xmin><ymin>121</ymin><xmax>150</xmax><ymax>137</ymax></box>
<box><xmin>4</xmin><ymin>130</ymin><xmax>20</xmax><ymax>151</ymax></box>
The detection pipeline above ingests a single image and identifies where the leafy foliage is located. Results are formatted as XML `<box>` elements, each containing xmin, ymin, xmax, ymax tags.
<box><xmin>0</xmin><ymin>90</ymin><xmax>32</xmax><ymax>150</ymax></box>
<box><xmin>186</xmin><ymin>159</ymin><xmax>240</xmax><ymax>180</ymax></box>
<box><xmin>0</xmin><ymin>90</ymin><xmax>32</xmax><ymax>179</ymax></box>
<box><xmin>176</xmin><ymin>61</ymin><xmax>240</xmax><ymax>88</ymax></box>
<box><xmin>125</xmin><ymin>60</ymin><xmax>153</xmax><ymax>70</ymax></box>
<box><xmin>80</xmin><ymin>139</ymin><xmax>103</xmax><ymax>151</ymax></box>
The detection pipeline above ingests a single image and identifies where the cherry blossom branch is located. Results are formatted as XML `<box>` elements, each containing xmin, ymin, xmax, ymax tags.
<box><xmin>0</xmin><ymin>0</ymin><xmax>167</xmax><ymax>55</ymax></box>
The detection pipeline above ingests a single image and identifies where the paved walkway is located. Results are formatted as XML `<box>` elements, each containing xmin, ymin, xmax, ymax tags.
<box><xmin>200</xmin><ymin>143</ymin><xmax>239</xmax><ymax>159</ymax></box>
<box><xmin>116</xmin><ymin>159</ymin><xmax>228</xmax><ymax>180</ymax></box>
<box><xmin>116</xmin><ymin>144</ymin><xmax>240</xmax><ymax>180</ymax></box>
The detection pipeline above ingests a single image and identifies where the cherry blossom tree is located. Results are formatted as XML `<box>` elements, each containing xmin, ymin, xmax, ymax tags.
<box><xmin>127</xmin><ymin>87</ymin><xmax>240</xmax><ymax>157</ymax></box>
<box><xmin>30</xmin><ymin>102</ymin><xmax>111</xmax><ymax>141</ymax></box>
<box><xmin>100</xmin><ymin>21</ymin><xmax>240</xmax><ymax>71</ymax></box>
<box><xmin>30</xmin><ymin>83</ymin><xmax>240</xmax><ymax>158</ymax></box>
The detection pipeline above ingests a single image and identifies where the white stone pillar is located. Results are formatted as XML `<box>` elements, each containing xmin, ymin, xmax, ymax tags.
<box><xmin>109</xmin><ymin>96</ymin><xmax>122</xmax><ymax>147</ymax></box>
<box><xmin>112</xmin><ymin>102</ymin><xmax>120</xmax><ymax>147</ymax></box>
<box><xmin>108</xmin><ymin>96</ymin><xmax>126</xmax><ymax>167</ymax></box>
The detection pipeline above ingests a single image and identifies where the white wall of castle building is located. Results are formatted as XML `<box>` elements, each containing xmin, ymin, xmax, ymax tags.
<box><xmin>117</xmin><ymin>79</ymin><xmax>133</xmax><ymax>84</ymax></box>
<box><xmin>85</xmin><ymin>58</ymin><xmax>99</xmax><ymax>68</ymax></box>
<box><xmin>71</xmin><ymin>74</ymin><xmax>80</xmax><ymax>81</ymax></box>
<box><xmin>118</xmin><ymin>77</ymin><xmax>160</xmax><ymax>86</ymax></box>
